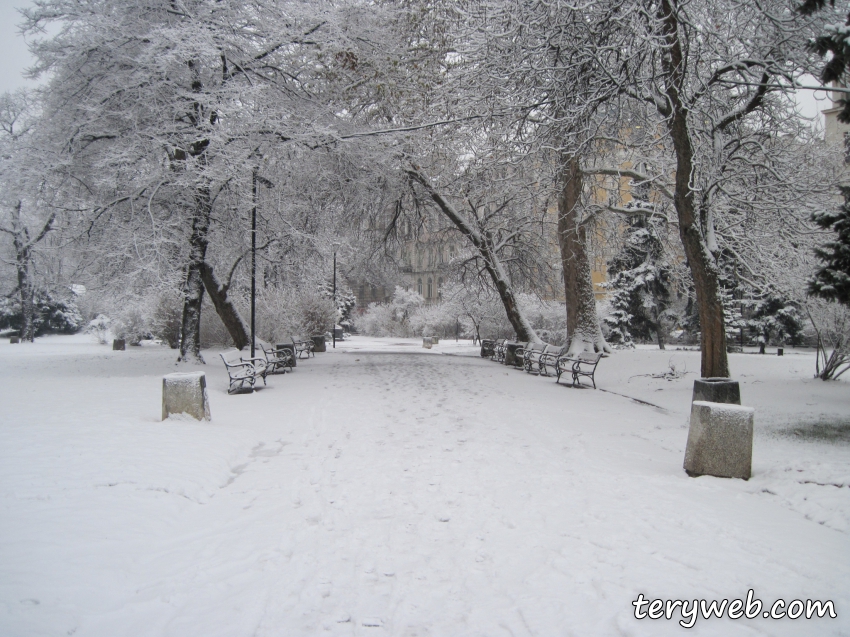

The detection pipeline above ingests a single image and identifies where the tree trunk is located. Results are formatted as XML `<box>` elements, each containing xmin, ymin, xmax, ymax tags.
<box><xmin>658</xmin><ymin>0</ymin><xmax>729</xmax><ymax>378</ymax></box>
<box><xmin>178</xmin><ymin>187</ymin><xmax>212</xmax><ymax>363</ymax></box>
<box><xmin>16</xmin><ymin>256</ymin><xmax>35</xmax><ymax>342</ymax></box>
<box><xmin>557</xmin><ymin>156</ymin><xmax>609</xmax><ymax>355</ymax></box>
<box><xmin>199</xmin><ymin>262</ymin><xmax>250</xmax><ymax>350</ymax></box>
<box><xmin>10</xmin><ymin>201</ymin><xmax>35</xmax><ymax>342</ymax></box>
<box><xmin>406</xmin><ymin>166</ymin><xmax>540</xmax><ymax>343</ymax></box>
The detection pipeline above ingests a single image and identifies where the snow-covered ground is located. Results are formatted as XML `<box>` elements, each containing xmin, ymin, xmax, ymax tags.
<box><xmin>1</xmin><ymin>335</ymin><xmax>848</xmax><ymax>636</ymax></box>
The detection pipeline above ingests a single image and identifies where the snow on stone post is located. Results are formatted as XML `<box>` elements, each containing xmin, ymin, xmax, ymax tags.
<box><xmin>684</xmin><ymin>401</ymin><xmax>753</xmax><ymax>480</ymax></box>
<box><xmin>162</xmin><ymin>372</ymin><xmax>211</xmax><ymax>422</ymax></box>
<box><xmin>691</xmin><ymin>377</ymin><xmax>740</xmax><ymax>405</ymax></box>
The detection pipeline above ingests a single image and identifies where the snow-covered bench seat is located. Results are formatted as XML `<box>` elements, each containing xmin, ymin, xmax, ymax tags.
<box><xmin>220</xmin><ymin>349</ymin><xmax>267</xmax><ymax>394</ymax></box>
<box><xmin>555</xmin><ymin>351</ymin><xmax>603</xmax><ymax>389</ymax></box>
<box><xmin>292</xmin><ymin>335</ymin><xmax>314</xmax><ymax>359</ymax></box>
<box><xmin>520</xmin><ymin>342</ymin><xmax>548</xmax><ymax>374</ymax></box>
<box><xmin>539</xmin><ymin>345</ymin><xmax>569</xmax><ymax>376</ymax></box>
<box><xmin>523</xmin><ymin>343</ymin><xmax>568</xmax><ymax>376</ymax></box>
<box><xmin>493</xmin><ymin>338</ymin><xmax>508</xmax><ymax>362</ymax></box>
<box><xmin>258</xmin><ymin>342</ymin><xmax>294</xmax><ymax>375</ymax></box>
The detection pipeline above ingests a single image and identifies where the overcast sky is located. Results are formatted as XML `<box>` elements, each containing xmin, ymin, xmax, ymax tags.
<box><xmin>0</xmin><ymin>0</ymin><xmax>830</xmax><ymax>129</ymax></box>
<box><xmin>0</xmin><ymin>0</ymin><xmax>38</xmax><ymax>93</ymax></box>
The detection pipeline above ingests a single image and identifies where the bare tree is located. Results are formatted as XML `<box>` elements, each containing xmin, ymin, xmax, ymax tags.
<box><xmin>21</xmin><ymin>0</ymin><xmax>392</xmax><ymax>362</ymax></box>
<box><xmin>609</xmin><ymin>0</ymin><xmax>826</xmax><ymax>376</ymax></box>
<box><xmin>0</xmin><ymin>91</ymin><xmax>59</xmax><ymax>342</ymax></box>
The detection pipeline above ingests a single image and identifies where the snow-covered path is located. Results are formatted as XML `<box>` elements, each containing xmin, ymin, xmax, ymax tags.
<box><xmin>1</xmin><ymin>337</ymin><xmax>848</xmax><ymax>636</ymax></box>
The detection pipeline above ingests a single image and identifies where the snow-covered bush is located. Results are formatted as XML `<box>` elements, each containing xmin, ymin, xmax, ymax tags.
<box><xmin>516</xmin><ymin>294</ymin><xmax>568</xmax><ymax>345</ymax></box>
<box><xmin>112</xmin><ymin>306</ymin><xmax>153</xmax><ymax>345</ymax></box>
<box><xmin>408</xmin><ymin>298</ymin><xmax>459</xmax><ymax>337</ymax></box>
<box><xmin>319</xmin><ymin>279</ymin><xmax>357</xmax><ymax>328</ymax></box>
<box><xmin>86</xmin><ymin>314</ymin><xmax>112</xmax><ymax>344</ymax></box>
<box><xmin>255</xmin><ymin>286</ymin><xmax>336</xmax><ymax>343</ymax></box>
<box><xmin>0</xmin><ymin>290</ymin><xmax>84</xmax><ymax>336</ymax></box>
<box><xmin>36</xmin><ymin>292</ymin><xmax>84</xmax><ymax>335</ymax></box>
<box><xmin>150</xmin><ymin>293</ymin><xmax>182</xmax><ymax>349</ymax></box>
<box><xmin>748</xmin><ymin>296</ymin><xmax>805</xmax><ymax>346</ymax></box>
<box><xmin>356</xmin><ymin>287</ymin><xmax>425</xmax><ymax>337</ymax></box>
<box><xmin>603</xmin><ymin>220</ymin><xmax>675</xmax><ymax>349</ymax></box>
<box><xmin>805</xmin><ymin>300</ymin><xmax>850</xmax><ymax>381</ymax></box>
<box><xmin>0</xmin><ymin>291</ymin><xmax>84</xmax><ymax>337</ymax></box>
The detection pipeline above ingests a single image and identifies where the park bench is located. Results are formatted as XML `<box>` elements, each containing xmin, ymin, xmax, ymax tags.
<box><xmin>220</xmin><ymin>349</ymin><xmax>267</xmax><ymax>394</ymax></box>
<box><xmin>522</xmin><ymin>342</ymin><xmax>558</xmax><ymax>375</ymax></box>
<box><xmin>539</xmin><ymin>344</ymin><xmax>569</xmax><ymax>377</ymax></box>
<box><xmin>493</xmin><ymin>338</ymin><xmax>508</xmax><ymax>362</ymax></box>
<box><xmin>291</xmin><ymin>335</ymin><xmax>314</xmax><ymax>359</ymax></box>
<box><xmin>555</xmin><ymin>351</ymin><xmax>603</xmax><ymax>389</ymax></box>
<box><xmin>258</xmin><ymin>342</ymin><xmax>294</xmax><ymax>375</ymax></box>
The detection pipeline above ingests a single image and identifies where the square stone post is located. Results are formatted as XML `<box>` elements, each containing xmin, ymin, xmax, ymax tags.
<box><xmin>162</xmin><ymin>372</ymin><xmax>211</xmax><ymax>421</ymax></box>
<box><xmin>684</xmin><ymin>401</ymin><xmax>753</xmax><ymax>480</ymax></box>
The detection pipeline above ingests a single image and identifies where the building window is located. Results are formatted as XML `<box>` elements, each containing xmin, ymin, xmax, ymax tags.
<box><xmin>437</xmin><ymin>277</ymin><xmax>443</xmax><ymax>299</ymax></box>
<box><xmin>417</xmin><ymin>278</ymin><xmax>423</xmax><ymax>295</ymax></box>
<box><xmin>427</xmin><ymin>278</ymin><xmax>433</xmax><ymax>299</ymax></box>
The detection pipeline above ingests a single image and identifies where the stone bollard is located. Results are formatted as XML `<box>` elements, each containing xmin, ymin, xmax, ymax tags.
<box><xmin>422</xmin><ymin>337</ymin><xmax>433</xmax><ymax>349</ymax></box>
<box><xmin>112</xmin><ymin>339</ymin><xmax>125</xmax><ymax>351</ymax></box>
<box><xmin>684</xmin><ymin>401</ymin><xmax>753</xmax><ymax>480</ymax></box>
<box><xmin>162</xmin><ymin>372</ymin><xmax>211</xmax><ymax>421</ymax></box>
<box><xmin>312</xmin><ymin>335</ymin><xmax>326</xmax><ymax>353</ymax></box>
<box><xmin>692</xmin><ymin>377</ymin><xmax>740</xmax><ymax>405</ymax></box>
<box><xmin>9</xmin><ymin>336</ymin><xmax>20</xmax><ymax>344</ymax></box>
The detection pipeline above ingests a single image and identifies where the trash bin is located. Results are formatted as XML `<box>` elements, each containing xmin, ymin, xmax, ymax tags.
<box><xmin>504</xmin><ymin>342</ymin><xmax>525</xmax><ymax>367</ymax></box>
<box><xmin>276</xmin><ymin>343</ymin><xmax>296</xmax><ymax>367</ymax></box>
<box><xmin>312</xmin><ymin>335</ymin><xmax>326</xmax><ymax>353</ymax></box>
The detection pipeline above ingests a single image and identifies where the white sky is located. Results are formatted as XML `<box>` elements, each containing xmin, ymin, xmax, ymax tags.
<box><xmin>0</xmin><ymin>0</ymin><xmax>830</xmax><ymax>130</ymax></box>
<box><xmin>0</xmin><ymin>0</ymin><xmax>38</xmax><ymax>93</ymax></box>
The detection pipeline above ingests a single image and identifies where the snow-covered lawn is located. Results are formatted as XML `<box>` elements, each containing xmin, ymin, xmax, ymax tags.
<box><xmin>1</xmin><ymin>335</ymin><xmax>848</xmax><ymax>636</ymax></box>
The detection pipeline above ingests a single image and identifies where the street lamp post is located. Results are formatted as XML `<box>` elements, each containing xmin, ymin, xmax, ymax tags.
<box><xmin>251</xmin><ymin>170</ymin><xmax>257</xmax><ymax>360</ymax></box>
<box><xmin>332</xmin><ymin>243</ymin><xmax>340</xmax><ymax>348</ymax></box>
<box><xmin>250</xmin><ymin>168</ymin><xmax>274</xmax><ymax>360</ymax></box>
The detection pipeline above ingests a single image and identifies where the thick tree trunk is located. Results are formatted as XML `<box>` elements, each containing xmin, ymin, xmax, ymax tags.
<box><xmin>16</xmin><ymin>257</ymin><xmax>34</xmax><ymax>342</ymax></box>
<box><xmin>406</xmin><ymin>166</ymin><xmax>540</xmax><ymax>343</ymax></box>
<box><xmin>557</xmin><ymin>156</ymin><xmax>609</xmax><ymax>355</ymax></box>
<box><xmin>658</xmin><ymin>0</ymin><xmax>729</xmax><ymax>378</ymax></box>
<box><xmin>178</xmin><ymin>187</ymin><xmax>212</xmax><ymax>363</ymax></box>
<box><xmin>199</xmin><ymin>262</ymin><xmax>250</xmax><ymax>350</ymax></box>
<box><xmin>10</xmin><ymin>201</ymin><xmax>36</xmax><ymax>342</ymax></box>
<box><xmin>655</xmin><ymin>325</ymin><xmax>666</xmax><ymax>350</ymax></box>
